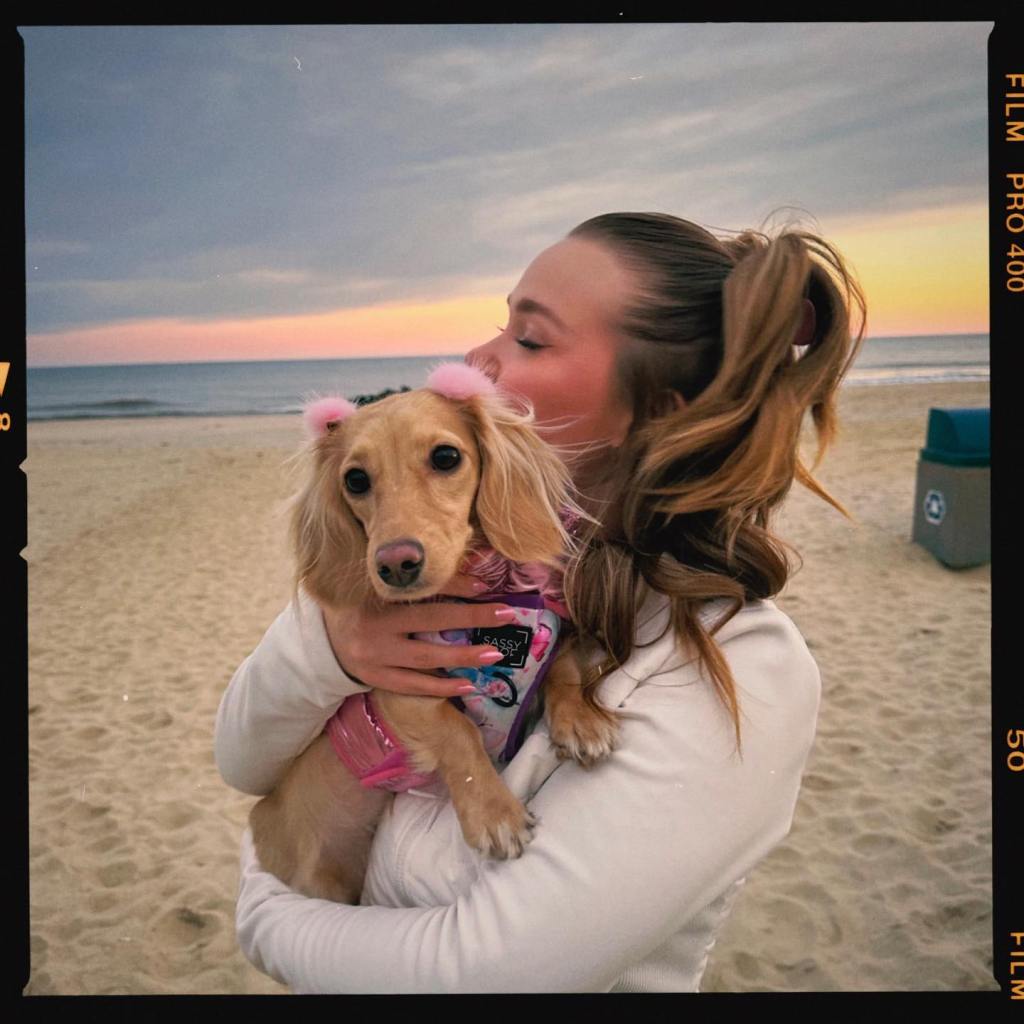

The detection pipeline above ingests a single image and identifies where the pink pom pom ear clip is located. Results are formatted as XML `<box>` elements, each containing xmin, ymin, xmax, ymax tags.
<box><xmin>303</xmin><ymin>362</ymin><xmax>494</xmax><ymax>436</ymax></box>
<box><xmin>303</xmin><ymin>396</ymin><xmax>359</xmax><ymax>437</ymax></box>
<box><xmin>425</xmin><ymin>361</ymin><xmax>497</xmax><ymax>401</ymax></box>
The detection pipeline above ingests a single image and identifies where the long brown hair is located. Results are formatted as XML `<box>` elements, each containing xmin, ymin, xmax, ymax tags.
<box><xmin>561</xmin><ymin>212</ymin><xmax>866</xmax><ymax>751</ymax></box>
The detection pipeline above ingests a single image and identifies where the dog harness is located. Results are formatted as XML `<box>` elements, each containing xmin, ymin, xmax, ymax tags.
<box><xmin>324</xmin><ymin>591</ymin><xmax>566</xmax><ymax>793</ymax></box>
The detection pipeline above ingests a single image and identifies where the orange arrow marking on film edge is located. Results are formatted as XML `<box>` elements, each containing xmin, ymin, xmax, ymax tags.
<box><xmin>0</xmin><ymin>363</ymin><xmax>8</xmax><ymax>397</ymax></box>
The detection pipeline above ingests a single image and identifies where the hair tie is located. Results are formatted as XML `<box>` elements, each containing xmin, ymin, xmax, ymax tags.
<box><xmin>793</xmin><ymin>298</ymin><xmax>816</xmax><ymax>348</ymax></box>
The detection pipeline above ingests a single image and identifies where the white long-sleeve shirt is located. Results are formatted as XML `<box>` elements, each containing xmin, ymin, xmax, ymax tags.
<box><xmin>215</xmin><ymin>587</ymin><xmax>821</xmax><ymax>993</ymax></box>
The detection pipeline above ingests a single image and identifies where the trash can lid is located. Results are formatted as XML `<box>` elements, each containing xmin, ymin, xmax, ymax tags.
<box><xmin>920</xmin><ymin>407</ymin><xmax>989</xmax><ymax>467</ymax></box>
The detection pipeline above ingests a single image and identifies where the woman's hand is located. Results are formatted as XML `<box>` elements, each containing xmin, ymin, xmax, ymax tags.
<box><xmin>320</xmin><ymin>573</ymin><xmax>515</xmax><ymax>698</ymax></box>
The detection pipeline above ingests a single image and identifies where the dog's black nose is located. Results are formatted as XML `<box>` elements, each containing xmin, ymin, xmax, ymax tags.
<box><xmin>375</xmin><ymin>539</ymin><xmax>425</xmax><ymax>588</ymax></box>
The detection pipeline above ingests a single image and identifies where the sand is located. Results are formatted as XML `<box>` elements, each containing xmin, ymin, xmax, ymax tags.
<box><xmin>23</xmin><ymin>381</ymin><xmax>996</xmax><ymax>994</ymax></box>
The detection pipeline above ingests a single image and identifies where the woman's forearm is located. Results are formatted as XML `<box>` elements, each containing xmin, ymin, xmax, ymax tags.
<box><xmin>214</xmin><ymin>589</ymin><xmax>369</xmax><ymax>795</ymax></box>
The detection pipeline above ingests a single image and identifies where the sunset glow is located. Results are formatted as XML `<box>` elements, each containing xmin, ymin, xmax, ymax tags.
<box><xmin>27</xmin><ymin>294</ymin><xmax>509</xmax><ymax>367</ymax></box>
<box><xmin>24</xmin><ymin>25</ymin><xmax>990</xmax><ymax>367</ymax></box>
<box><xmin>826</xmin><ymin>202</ymin><xmax>988</xmax><ymax>337</ymax></box>
<box><xmin>28</xmin><ymin>201</ymin><xmax>988</xmax><ymax>367</ymax></box>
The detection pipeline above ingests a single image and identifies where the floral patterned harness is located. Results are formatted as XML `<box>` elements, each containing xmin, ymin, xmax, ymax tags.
<box><xmin>324</xmin><ymin>592</ymin><xmax>565</xmax><ymax>792</ymax></box>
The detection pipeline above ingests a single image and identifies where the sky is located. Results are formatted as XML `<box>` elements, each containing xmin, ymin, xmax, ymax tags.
<box><xmin>22</xmin><ymin>23</ymin><xmax>991</xmax><ymax>367</ymax></box>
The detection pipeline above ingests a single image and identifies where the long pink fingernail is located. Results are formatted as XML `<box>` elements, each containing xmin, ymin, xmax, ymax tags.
<box><xmin>457</xmin><ymin>684</ymin><xmax>478</xmax><ymax>694</ymax></box>
<box><xmin>494</xmin><ymin>607</ymin><xmax>517</xmax><ymax>621</ymax></box>
<box><xmin>470</xmin><ymin>580</ymin><xmax>490</xmax><ymax>594</ymax></box>
<box><xmin>478</xmin><ymin>649</ymin><xmax>503</xmax><ymax>665</ymax></box>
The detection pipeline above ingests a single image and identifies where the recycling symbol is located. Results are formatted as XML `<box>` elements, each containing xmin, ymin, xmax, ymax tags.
<box><xmin>923</xmin><ymin>489</ymin><xmax>946</xmax><ymax>526</ymax></box>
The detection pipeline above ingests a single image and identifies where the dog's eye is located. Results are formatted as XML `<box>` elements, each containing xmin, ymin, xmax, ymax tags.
<box><xmin>344</xmin><ymin>468</ymin><xmax>371</xmax><ymax>494</ymax></box>
<box><xmin>431</xmin><ymin>445</ymin><xmax>461</xmax><ymax>471</ymax></box>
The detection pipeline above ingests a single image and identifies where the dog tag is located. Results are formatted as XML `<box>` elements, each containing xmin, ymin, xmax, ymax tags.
<box><xmin>470</xmin><ymin>624</ymin><xmax>534</xmax><ymax>669</ymax></box>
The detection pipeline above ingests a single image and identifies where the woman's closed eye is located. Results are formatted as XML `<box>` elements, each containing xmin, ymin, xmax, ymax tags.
<box><xmin>496</xmin><ymin>324</ymin><xmax>545</xmax><ymax>352</ymax></box>
<box><xmin>516</xmin><ymin>337</ymin><xmax>544</xmax><ymax>351</ymax></box>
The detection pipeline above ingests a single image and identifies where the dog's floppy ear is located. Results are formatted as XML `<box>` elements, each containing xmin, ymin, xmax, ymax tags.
<box><xmin>425</xmin><ymin>361</ymin><xmax>573</xmax><ymax>565</ymax></box>
<box><xmin>471</xmin><ymin>397</ymin><xmax>573</xmax><ymax>566</ymax></box>
<box><xmin>290</xmin><ymin>400</ymin><xmax>371</xmax><ymax>609</ymax></box>
<box><xmin>449</xmin><ymin>392</ymin><xmax>575</xmax><ymax>567</ymax></box>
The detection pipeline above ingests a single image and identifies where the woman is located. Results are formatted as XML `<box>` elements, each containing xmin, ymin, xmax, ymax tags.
<box><xmin>215</xmin><ymin>212</ymin><xmax>866</xmax><ymax>993</ymax></box>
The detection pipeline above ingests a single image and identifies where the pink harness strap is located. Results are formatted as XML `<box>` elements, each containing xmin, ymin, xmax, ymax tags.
<box><xmin>324</xmin><ymin>692</ymin><xmax>435</xmax><ymax>793</ymax></box>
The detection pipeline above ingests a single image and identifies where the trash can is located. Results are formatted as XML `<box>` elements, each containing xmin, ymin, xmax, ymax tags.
<box><xmin>911</xmin><ymin>407</ymin><xmax>990</xmax><ymax>568</ymax></box>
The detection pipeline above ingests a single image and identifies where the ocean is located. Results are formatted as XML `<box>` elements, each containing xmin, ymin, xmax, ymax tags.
<box><xmin>25</xmin><ymin>334</ymin><xmax>989</xmax><ymax>422</ymax></box>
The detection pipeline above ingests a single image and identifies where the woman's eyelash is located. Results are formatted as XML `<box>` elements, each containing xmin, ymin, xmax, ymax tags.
<box><xmin>496</xmin><ymin>324</ymin><xmax>543</xmax><ymax>351</ymax></box>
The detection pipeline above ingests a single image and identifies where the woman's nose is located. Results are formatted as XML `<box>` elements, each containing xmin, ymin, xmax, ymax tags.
<box><xmin>465</xmin><ymin>339</ymin><xmax>501</xmax><ymax>383</ymax></box>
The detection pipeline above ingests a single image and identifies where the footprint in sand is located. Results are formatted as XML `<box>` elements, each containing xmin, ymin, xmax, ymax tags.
<box><xmin>831</xmin><ymin>694</ymin><xmax>868</xmax><ymax>713</ymax></box>
<box><xmin>758</xmin><ymin>896</ymin><xmax>817</xmax><ymax>958</ymax></box>
<box><xmin>150</xmin><ymin>801</ymin><xmax>198</xmax><ymax>831</ymax></box>
<box><xmin>823</xmin><ymin>814</ymin><xmax>853</xmax><ymax>836</ymax></box>
<box><xmin>852</xmin><ymin>792</ymin><xmax>879</xmax><ymax>811</ymax></box>
<box><xmin>852</xmin><ymin>832</ymin><xmax>907</xmax><ymax>858</ymax></box>
<box><xmin>835</xmin><ymin>741</ymin><xmax>865</xmax><ymax>757</ymax></box>
<box><xmin>915</xmin><ymin>897</ymin><xmax>990</xmax><ymax>934</ymax></box>
<box><xmin>66</xmin><ymin>800</ymin><xmax>114</xmax><ymax>826</ymax></box>
<box><xmin>133</xmin><ymin>709</ymin><xmax>173</xmax><ymax>729</ymax></box>
<box><xmin>55</xmin><ymin>918</ymin><xmax>85</xmax><ymax>941</ymax></box>
<box><xmin>937</xmin><ymin>839</ymin><xmax>986</xmax><ymax>867</ymax></box>
<box><xmin>96</xmin><ymin>860</ymin><xmax>139</xmax><ymax>888</ymax></box>
<box><xmin>88</xmin><ymin>891</ymin><xmax>119</xmax><ymax>913</ymax></box>
<box><xmin>153</xmin><ymin>905</ymin><xmax>223</xmax><ymax>948</ymax></box>
<box><xmin>766</xmin><ymin>845</ymin><xmax>802</xmax><ymax>868</ymax></box>
<box><xmin>929</xmin><ymin>749</ymin><xmax>961</xmax><ymax>772</ymax></box>
<box><xmin>776</xmin><ymin>956</ymin><xmax>836</xmax><ymax>991</ymax></box>
<box><xmin>909</xmin><ymin>807</ymin><xmax>960</xmax><ymax>840</ymax></box>
<box><xmin>800</xmin><ymin>772</ymin><xmax>838</xmax><ymax>792</ymax></box>
<box><xmin>884</xmin><ymin>880</ymin><xmax>922</xmax><ymax>902</ymax></box>
<box><xmin>87</xmin><ymin>833</ymin><xmax>126</xmax><ymax>856</ymax></box>
<box><xmin>732</xmin><ymin>951</ymin><xmax>763</xmax><ymax>981</ymax></box>
<box><xmin>74</xmin><ymin>725</ymin><xmax>109</xmax><ymax>743</ymax></box>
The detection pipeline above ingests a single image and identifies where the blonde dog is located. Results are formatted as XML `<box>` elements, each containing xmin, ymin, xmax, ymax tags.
<box><xmin>250</xmin><ymin>363</ymin><xmax>617</xmax><ymax>903</ymax></box>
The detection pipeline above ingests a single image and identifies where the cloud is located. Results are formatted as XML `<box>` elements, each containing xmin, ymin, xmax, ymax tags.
<box><xmin>231</xmin><ymin>267</ymin><xmax>313</xmax><ymax>286</ymax></box>
<box><xmin>22</xmin><ymin>22</ymin><xmax>991</xmax><ymax>339</ymax></box>
<box><xmin>27</xmin><ymin>239</ymin><xmax>93</xmax><ymax>258</ymax></box>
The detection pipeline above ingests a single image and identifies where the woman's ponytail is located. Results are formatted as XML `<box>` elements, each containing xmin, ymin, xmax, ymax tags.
<box><xmin>563</xmin><ymin>213</ymin><xmax>866</xmax><ymax>751</ymax></box>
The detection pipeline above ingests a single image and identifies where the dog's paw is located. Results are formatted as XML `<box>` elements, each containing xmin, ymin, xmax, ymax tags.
<box><xmin>460</xmin><ymin>792</ymin><xmax>538</xmax><ymax>860</ymax></box>
<box><xmin>546</xmin><ymin>702</ymin><xmax>619</xmax><ymax>769</ymax></box>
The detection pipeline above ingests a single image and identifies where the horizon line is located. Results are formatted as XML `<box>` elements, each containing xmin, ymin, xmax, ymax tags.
<box><xmin>24</xmin><ymin>331</ymin><xmax>991</xmax><ymax>371</ymax></box>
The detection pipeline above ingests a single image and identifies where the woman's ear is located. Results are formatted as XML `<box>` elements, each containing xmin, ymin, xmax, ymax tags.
<box><xmin>290</xmin><ymin>441</ymin><xmax>371</xmax><ymax>609</ymax></box>
<box><xmin>461</xmin><ymin>395</ymin><xmax>573</xmax><ymax>567</ymax></box>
